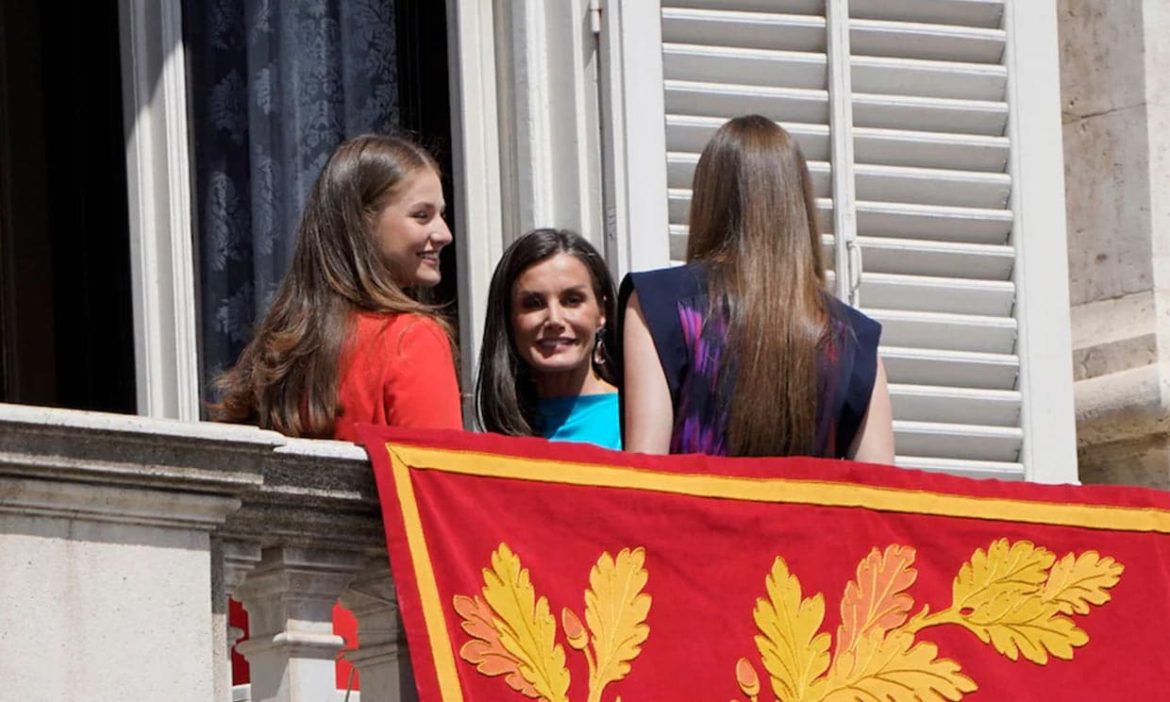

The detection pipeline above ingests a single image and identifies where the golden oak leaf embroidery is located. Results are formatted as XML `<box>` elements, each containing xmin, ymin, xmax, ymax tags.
<box><xmin>817</xmin><ymin>631</ymin><xmax>975</xmax><ymax>702</ymax></box>
<box><xmin>480</xmin><ymin>544</ymin><xmax>570</xmax><ymax>702</ymax></box>
<box><xmin>582</xmin><ymin>547</ymin><xmax>652</xmax><ymax>702</ymax></box>
<box><xmin>753</xmin><ymin>556</ymin><xmax>831</xmax><ymax>702</ymax></box>
<box><xmin>835</xmin><ymin>545</ymin><xmax>917</xmax><ymax>659</ymax></box>
<box><xmin>453</xmin><ymin>594</ymin><xmax>538</xmax><ymax>697</ymax></box>
<box><xmin>961</xmin><ymin>593</ymin><xmax>1087</xmax><ymax>664</ymax></box>
<box><xmin>1042</xmin><ymin>551</ymin><xmax>1124</xmax><ymax>615</ymax></box>
<box><xmin>951</xmin><ymin>540</ymin><xmax>1054</xmax><ymax>618</ymax></box>
<box><xmin>455</xmin><ymin>544</ymin><xmax>650</xmax><ymax>702</ymax></box>
<box><xmin>735</xmin><ymin>540</ymin><xmax>1122</xmax><ymax>702</ymax></box>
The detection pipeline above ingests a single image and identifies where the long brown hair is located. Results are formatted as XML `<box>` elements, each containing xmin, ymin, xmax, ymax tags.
<box><xmin>212</xmin><ymin>134</ymin><xmax>449</xmax><ymax>437</ymax></box>
<box><xmin>686</xmin><ymin>115</ymin><xmax>828</xmax><ymax>456</ymax></box>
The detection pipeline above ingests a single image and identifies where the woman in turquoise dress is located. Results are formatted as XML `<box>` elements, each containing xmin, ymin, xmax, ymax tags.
<box><xmin>476</xmin><ymin>228</ymin><xmax>621</xmax><ymax>449</ymax></box>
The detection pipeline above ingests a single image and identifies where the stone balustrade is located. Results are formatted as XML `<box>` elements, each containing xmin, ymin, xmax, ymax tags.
<box><xmin>0</xmin><ymin>403</ymin><xmax>414</xmax><ymax>701</ymax></box>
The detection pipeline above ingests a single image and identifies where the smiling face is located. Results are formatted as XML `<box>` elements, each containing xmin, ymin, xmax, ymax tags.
<box><xmin>372</xmin><ymin>167</ymin><xmax>451</xmax><ymax>288</ymax></box>
<box><xmin>509</xmin><ymin>252</ymin><xmax>607</xmax><ymax>395</ymax></box>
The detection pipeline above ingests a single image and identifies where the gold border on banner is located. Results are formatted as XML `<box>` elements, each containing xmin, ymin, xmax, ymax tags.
<box><xmin>390</xmin><ymin>444</ymin><xmax>1170</xmax><ymax>534</ymax></box>
<box><xmin>388</xmin><ymin>445</ymin><xmax>466</xmax><ymax>701</ymax></box>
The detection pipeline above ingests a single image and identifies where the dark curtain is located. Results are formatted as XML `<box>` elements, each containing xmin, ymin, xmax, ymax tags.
<box><xmin>185</xmin><ymin>0</ymin><xmax>399</xmax><ymax>404</ymax></box>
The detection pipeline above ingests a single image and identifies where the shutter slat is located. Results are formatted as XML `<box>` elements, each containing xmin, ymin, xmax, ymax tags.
<box><xmin>851</xmin><ymin>20</ymin><xmax>1005</xmax><ymax>64</ymax></box>
<box><xmin>662</xmin><ymin>9</ymin><xmax>826</xmax><ymax>51</ymax></box>
<box><xmin>881</xmin><ymin>346</ymin><xmax>1018</xmax><ymax>390</ymax></box>
<box><xmin>890</xmin><ymin>383</ymin><xmax>1020</xmax><ymax>426</ymax></box>
<box><xmin>856</xmin><ymin>164</ymin><xmax>1010</xmax><ymax>209</ymax></box>
<box><xmin>855</xmin><ymin>202</ymin><xmax>1012</xmax><ymax>245</ymax></box>
<box><xmin>667</xmin><ymin>115</ymin><xmax>830</xmax><ymax>159</ymax></box>
<box><xmin>894</xmin><ymin>420</ymin><xmax>1022</xmax><ymax>462</ymax></box>
<box><xmin>665</xmin><ymin>0</ymin><xmax>824</xmax><ymax>15</ymax></box>
<box><xmin>896</xmin><ymin>456</ymin><xmax>1023</xmax><ymax>480</ymax></box>
<box><xmin>870</xmin><ymin>309</ymin><xmax>1016</xmax><ymax>354</ymax></box>
<box><xmin>859</xmin><ymin>237</ymin><xmax>1013</xmax><ymax>280</ymax></box>
<box><xmin>850</xmin><ymin>0</ymin><xmax>1004</xmax><ymax>30</ymax></box>
<box><xmin>853</xmin><ymin>93</ymin><xmax>1008</xmax><ymax>135</ymax></box>
<box><xmin>852</xmin><ymin>57</ymin><xmax>1006</xmax><ymax>101</ymax></box>
<box><xmin>666</xmin><ymin>80</ymin><xmax>829</xmax><ymax>123</ymax></box>
<box><xmin>664</xmin><ymin>44</ymin><xmax>826</xmax><ymax>89</ymax></box>
<box><xmin>855</xmin><ymin>128</ymin><xmax>1009</xmax><ymax>172</ymax></box>
<box><xmin>861</xmin><ymin>273</ymin><xmax>1013</xmax><ymax>316</ymax></box>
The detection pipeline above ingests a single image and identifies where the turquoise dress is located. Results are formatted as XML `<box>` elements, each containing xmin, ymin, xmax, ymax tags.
<box><xmin>534</xmin><ymin>393</ymin><xmax>622</xmax><ymax>450</ymax></box>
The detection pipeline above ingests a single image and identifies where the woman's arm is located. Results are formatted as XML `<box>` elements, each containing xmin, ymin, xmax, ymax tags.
<box><xmin>622</xmin><ymin>291</ymin><xmax>673</xmax><ymax>454</ymax></box>
<box><xmin>848</xmin><ymin>358</ymin><xmax>895</xmax><ymax>464</ymax></box>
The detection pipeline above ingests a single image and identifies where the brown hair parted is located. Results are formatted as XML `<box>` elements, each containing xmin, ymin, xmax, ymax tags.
<box><xmin>212</xmin><ymin>134</ymin><xmax>450</xmax><ymax>438</ymax></box>
<box><xmin>476</xmin><ymin>228</ymin><xmax>617</xmax><ymax>436</ymax></box>
<box><xmin>686</xmin><ymin>114</ymin><xmax>828</xmax><ymax>457</ymax></box>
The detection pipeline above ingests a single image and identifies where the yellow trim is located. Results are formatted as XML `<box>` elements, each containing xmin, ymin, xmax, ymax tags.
<box><xmin>388</xmin><ymin>445</ymin><xmax>1170</xmax><ymax>534</ymax></box>
<box><xmin>387</xmin><ymin>445</ymin><xmax>465</xmax><ymax>701</ymax></box>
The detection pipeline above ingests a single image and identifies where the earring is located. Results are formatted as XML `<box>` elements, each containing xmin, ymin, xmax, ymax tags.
<box><xmin>593</xmin><ymin>327</ymin><xmax>607</xmax><ymax>366</ymax></box>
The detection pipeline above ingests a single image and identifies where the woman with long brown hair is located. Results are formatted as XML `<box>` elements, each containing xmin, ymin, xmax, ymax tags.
<box><xmin>214</xmin><ymin>132</ymin><xmax>461</xmax><ymax>440</ymax></box>
<box><xmin>619</xmin><ymin>115</ymin><xmax>894</xmax><ymax>461</ymax></box>
<box><xmin>213</xmin><ymin>133</ymin><xmax>461</xmax><ymax>692</ymax></box>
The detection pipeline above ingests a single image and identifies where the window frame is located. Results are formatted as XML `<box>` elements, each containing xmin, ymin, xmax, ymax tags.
<box><xmin>117</xmin><ymin>0</ymin><xmax>200</xmax><ymax>421</ymax></box>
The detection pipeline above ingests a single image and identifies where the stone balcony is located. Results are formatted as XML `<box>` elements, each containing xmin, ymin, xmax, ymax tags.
<box><xmin>0</xmin><ymin>403</ymin><xmax>414</xmax><ymax>701</ymax></box>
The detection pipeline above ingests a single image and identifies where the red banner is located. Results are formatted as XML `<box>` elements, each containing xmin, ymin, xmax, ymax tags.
<box><xmin>358</xmin><ymin>426</ymin><xmax>1170</xmax><ymax>701</ymax></box>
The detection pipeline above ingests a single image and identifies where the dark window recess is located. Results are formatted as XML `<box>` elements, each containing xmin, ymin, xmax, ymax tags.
<box><xmin>0</xmin><ymin>0</ymin><xmax>136</xmax><ymax>412</ymax></box>
<box><xmin>398</xmin><ymin>0</ymin><xmax>457</xmax><ymax>318</ymax></box>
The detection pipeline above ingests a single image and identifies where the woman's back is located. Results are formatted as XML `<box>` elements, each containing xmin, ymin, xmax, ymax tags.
<box><xmin>619</xmin><ymin>263</ymin><xmax>881</xmax><ymax>458</ymax></box>
<box><xmin>620</xmin><ymin>115</ymin><xmax>894</xmax><ymax>462</ymax></box>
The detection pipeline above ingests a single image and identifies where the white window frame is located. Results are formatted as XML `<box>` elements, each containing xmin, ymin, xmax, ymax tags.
<box><xmin>118</xmin><ymin>0</ymin><xmax>201</xmax><ymax>421</ymax></box>
<box><xmin>446</xmin><ymin>0</ymin><xmax>507</xmax><ymax>421</ymax></box>
<box><xmin>596</xmin><ymin>0</ymin><xmax>672</xmax><ymax>279</ymax></box>
<box><xmin>1004</xmin><ymin>0</ymin><xmax>1078</xmax><ymax>484</ymax></box>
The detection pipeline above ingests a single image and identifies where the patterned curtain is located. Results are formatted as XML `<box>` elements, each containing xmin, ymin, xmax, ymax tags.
<box><xmin>184</xmin><ymin>0</ymin><xmax>399</xmax><ymax>405</ymax></box>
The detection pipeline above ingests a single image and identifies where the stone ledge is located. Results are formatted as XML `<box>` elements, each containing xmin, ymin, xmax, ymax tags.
<box><xmin>1071</xmin><ymin>291</ymin><xmax>1170</xmax><ymax>452</ymax></box>
<box><xmin>0</xmin><ymin>403</ymin><xmax>385</xmax><ymax>550</ymax></box>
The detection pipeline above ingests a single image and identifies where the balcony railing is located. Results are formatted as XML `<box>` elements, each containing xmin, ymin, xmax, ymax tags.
<box><xmin>0</xmin><ymin>403</ymin><xmax>413</xmax><ymax>701</ymax></box>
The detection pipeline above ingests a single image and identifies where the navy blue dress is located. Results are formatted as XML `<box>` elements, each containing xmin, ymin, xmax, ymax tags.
<box><xmin>618</xmin><ymin>264</ymin><xmax>881</xmax><ymax>458</ymax></box>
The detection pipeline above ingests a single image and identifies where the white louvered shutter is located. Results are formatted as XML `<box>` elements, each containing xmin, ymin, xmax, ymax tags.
<box><xmin>644</xmin><ymin>0</ymin><xmax>1070</xmax><ymax>481</ymax></box>
<box><xmin>661</xmin><ymin>0</ymin><xmax>836</xmax><ymax>271</ymax></box>
<box><xmin>845</xmin><ymin>0</ymin><xmax>1021</xmax><ymax>478</ymax></box>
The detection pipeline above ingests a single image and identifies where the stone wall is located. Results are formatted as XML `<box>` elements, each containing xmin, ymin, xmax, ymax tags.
<box><xmin>1060</xmin><ymin>0</ymin><xmax>1170</xmax><ymax>486</ymax></box>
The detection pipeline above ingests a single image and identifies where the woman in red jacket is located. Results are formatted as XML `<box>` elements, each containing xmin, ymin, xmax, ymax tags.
<box><xmin>214</xmin><ymin>134</ymin><xmax>462</xmax><ymax>692</ymax></box>
<box><xmin>214</xmin><ymin>133</ymin><xmax>461</xmax><ymax>437</ymax></box>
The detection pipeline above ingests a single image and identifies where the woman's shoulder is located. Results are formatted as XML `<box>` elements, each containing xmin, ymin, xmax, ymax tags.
<box><xmin>351</xmin><ymin>311</ymin><xmax>450</xmax><ymax>354</ymax></box>
<box><xmin>825</xmin><ymin>296</ymin><xmax>881</xmax><ymax>348</ymax></box>
<box><xmin>623</xmin><ymin>263</ymin><xmax>707</xmax><ymax>297</ymax></box>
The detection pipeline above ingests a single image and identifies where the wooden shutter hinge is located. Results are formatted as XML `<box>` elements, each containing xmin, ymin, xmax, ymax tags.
<box><xmin>589</xmin><ymin>0</ymin><xmax>602</xmax><ymax>35</ymax></box>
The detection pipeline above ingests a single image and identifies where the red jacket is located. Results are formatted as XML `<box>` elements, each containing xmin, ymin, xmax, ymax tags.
<box><xmin>333</xmin><ymin>311</ymin><xmax>462</xmax><ymax>441</ymax></box>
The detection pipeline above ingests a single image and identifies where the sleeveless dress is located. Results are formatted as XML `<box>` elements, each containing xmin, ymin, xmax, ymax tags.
<box><xmin>617</xmin><ymin>264</ymin><xmax>881</xmax><ymax>458</ymax></box>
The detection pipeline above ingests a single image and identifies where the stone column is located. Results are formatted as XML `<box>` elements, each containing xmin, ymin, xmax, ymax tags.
<box><xmin>340</xmin><ymin>557</ymin><xmax>417</xmax><ymax>702</ymax></box>
<box><xmin>213</xmin><ymin>538</ymin><xmax>263</xmax><ymax>701</ymax></box>
<box><xmin>233</xmin><ymin>547</ymin><xmax>366</xmax><ymax>702</ymax></box>
<box><xmin>1060</xmin><ymin>0</ymin><xmax>1170</xmax><ymax>486</ymax></box>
